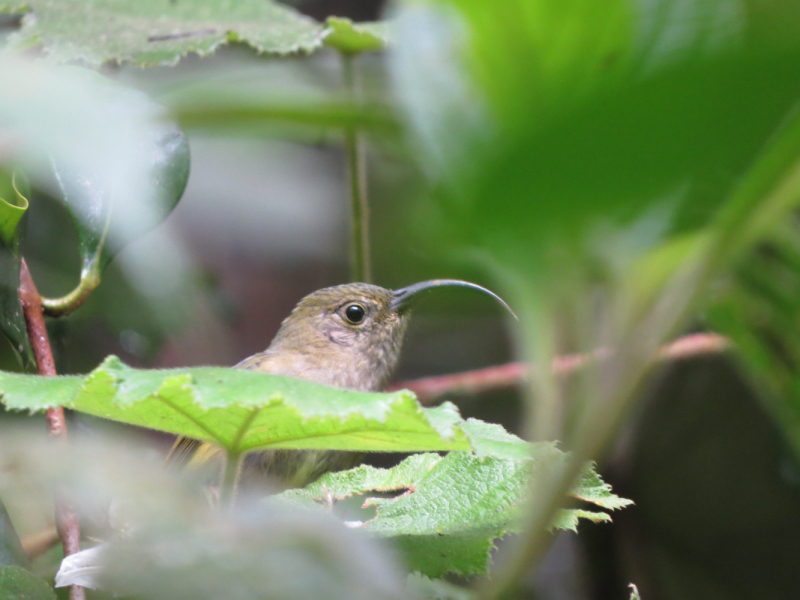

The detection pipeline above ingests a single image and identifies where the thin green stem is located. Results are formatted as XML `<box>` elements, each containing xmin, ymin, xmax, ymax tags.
<box><xmin>41</xmin><ymin>268</ymin><xmax>100</xmax><ymax>317</ymax></box>
<box><xmin>220</xmin><ymin>450</ymin><xmax>242</xmax><ymax>508</ymax></box>
<box><xmin>342</xmin><ymin>53</ymin><xmax>371</xmax><ymax>283</ymax></box>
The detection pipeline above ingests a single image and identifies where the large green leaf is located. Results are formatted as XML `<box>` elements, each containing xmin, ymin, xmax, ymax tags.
<box><xmin>0</xmin><ymin>355</ymin><xmax>537</xmax><ymax>456</ymax></box>
<box><xmin>388</xmin><ymin>2</ymin><xmax>800</xmax><ymax>589</ymax></box>
<box><xmin>393</xmin><ymin>0</ymin><xmax>800</xmax><ymax>267</ymax></box>
<box><xmin>0</xmin><ymin>169</ymin><xmax>31</xmax><ymax>366</ymax></box>
<box><xmin>2</xmin><ymin>0</ymin><xmax>323</xmax><ymax>67</ymax></box>
<box><xmin>274</xmin><ymin>449</ymin><xmax>631</xmax><ymax>577</ymax></box>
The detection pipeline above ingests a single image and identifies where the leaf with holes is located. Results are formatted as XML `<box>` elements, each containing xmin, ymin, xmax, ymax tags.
<box><xmin>2</xmin><ymin>0</ymin><xmax>323</xmax><ymax>68</ymax></box>
<box><xmin>274</xmin><ymin>450</ymin><xmax>631</xmax><ymax>577</ymax></box>
<box><xmin>0</xmin><ymin>355</ymin><xmax>542</xmax><ymax>458</ymax></box>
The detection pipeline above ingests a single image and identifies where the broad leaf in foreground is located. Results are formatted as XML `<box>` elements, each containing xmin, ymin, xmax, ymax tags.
<box><xmin>274</xmin><ymin>449</ymin><xmax>631</xmax><ymax>577</ymax></box>
<box><xmin>2</xmin><ymin>0</ymin><xmax>323</xmax><ymax>67</ymax></box>
<box><xmin>0</xmin><ymin>356</ymin><xmax>531</xmax><ymax>457</ymax></box>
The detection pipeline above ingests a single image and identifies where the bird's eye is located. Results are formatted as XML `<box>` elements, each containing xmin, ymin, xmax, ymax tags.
<box><xmin>343</xmin><ymin>303</ymin><xmax>366</xmax><ymax>324</ymax></box>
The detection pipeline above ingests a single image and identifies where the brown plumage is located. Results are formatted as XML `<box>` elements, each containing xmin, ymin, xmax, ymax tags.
<box><xmin>168</xmin><ymin>280</ymin><xmax>514</xmax><ymax>489</ymax></box>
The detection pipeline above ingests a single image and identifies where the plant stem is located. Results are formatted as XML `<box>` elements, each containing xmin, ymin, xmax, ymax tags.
<box><xmin>342</xmin><ymin>53</ymin><xmax>371</xmax><ymax>283</ymax></box>
<box><xmin>388</xmin><ymin>332</ymin><xmax>730</xmax><ymax>404</ymax></box>
<box><xmin>19</xmin><ymin>259</ymin><xmax>85</xmax><ymax>600</ymax></box>
<box><xmin>220</xmin><ymin>450</ymin><xmax>242</xmax><ymax>508</ymax></box>
<box><xmin>41</xmin><ymin>268</ymin><xmax>100</xmax><ymax>317</ymax></box>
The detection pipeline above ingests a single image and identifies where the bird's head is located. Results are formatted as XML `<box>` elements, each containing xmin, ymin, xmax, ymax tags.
<box><xmin>261</xmin><ymin>280</ymin><xmax>514</xmax><ymax>391</ymax></box>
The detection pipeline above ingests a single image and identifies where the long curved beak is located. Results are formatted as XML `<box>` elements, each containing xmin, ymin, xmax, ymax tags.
<box><xmin>390</xmin><ymin>279</ymin><xmax>517</xmax><ymax>319</ymax></box>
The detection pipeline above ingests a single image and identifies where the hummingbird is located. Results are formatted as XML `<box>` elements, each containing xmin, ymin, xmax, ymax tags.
<box><xmin>169</xmin><ymin>279</ymin><xmax>514</xmax><ymax>490</ymax></box>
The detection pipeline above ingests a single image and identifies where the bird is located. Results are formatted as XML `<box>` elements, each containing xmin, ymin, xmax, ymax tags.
<box><xmin>168</xmin><ymin>279</ymin><xmax>514</xmax><ymax>490</ymax></box>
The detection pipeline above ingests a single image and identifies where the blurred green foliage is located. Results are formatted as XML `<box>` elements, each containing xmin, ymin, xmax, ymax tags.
<box><xmin>1</xmin><ymin>0</ymin><xmax>800</xmax><ymax>599</ymax></box>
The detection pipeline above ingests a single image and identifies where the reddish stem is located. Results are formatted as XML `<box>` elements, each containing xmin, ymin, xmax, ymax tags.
<box><xmin>19</xmin><ymin>259</ymin><xmax>85</xmax><ymax>600</ymax></box>
<box><xmin>389</xmin><ymin>332</ymin><xmax>730</xmax><ymax>404</ymax></box>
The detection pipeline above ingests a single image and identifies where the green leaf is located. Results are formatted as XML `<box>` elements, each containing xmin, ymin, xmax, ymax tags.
<box><xmin>2</xmin><ymin>0</ymin><xmax>324</xmax><ymax>68</ymax></box>
<box><xmin>0</xmin><ymin>168</ymin><xmax>31</xmax><ymax>366</ymax></box>
<box><xmin>323</xmin><ymin>17</ymin><xmax>389</xmax><ymax>55</ymax></box>
<box><xmin>0</xmin><ymin>497</ymin><xmax>27</xmax><ymax>568</ymax></box>
<box><xmin>0</xmin><ymin>170</ymin><xmax>28</xmax><ymax>249</ymax></box>
<box><xmin>0</xmin><ymin>566</ymin><xmax>56</xmax><ymax>600</ymax></box>
<box><xmin>274</xmin><ymin>450</ymin><xmax>631</xmax><ymax>577</ymax></box>
<box><xmin>51</xmin><ymin>119</ymin><xmax>189</xmax><ymax>277</ymax></box>
<box><xmin>0</xmin><ymin>61</ymin><xmax>191</xmax><ymax>317</ymax></box>
<box><xmin>0</xmin><ymin>355</ymin><xmax>537</xmax><ymax>456</ymax></box>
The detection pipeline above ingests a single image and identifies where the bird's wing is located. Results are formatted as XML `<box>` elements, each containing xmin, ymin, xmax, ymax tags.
<box><xmin>165</xmin><ymin>435</ymin><xmax>203</xmax><ymax>469</ymax></box>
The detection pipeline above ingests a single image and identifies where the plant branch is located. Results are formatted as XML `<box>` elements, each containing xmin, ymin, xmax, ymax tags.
<box><xmin>41</xmin><ymin>268</ymin><xmax>100</xmax><ymax>317</ymax></box>
<box><xmin>342</xmin><ymin>53</ymin><xmax>371</xmax><ymax>283</ymax></box>
<box><xmin>220</xmin><ymin>450</ymin><xmax>242</xmax><ymax>508</ymax></box>
<box><xmin>389</xmin><ymin>332</ymin><xmax>730</xmax><ymax>404</ymax></box>
<box><xmin>19</xmin><ymin>259</ymin><xmax>85</xmax><ymax>600</ymax></box>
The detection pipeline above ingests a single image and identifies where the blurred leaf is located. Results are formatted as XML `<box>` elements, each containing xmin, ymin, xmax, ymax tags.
<box><xmin>323</xmin><ymin>17</ymin><xmax>389</xmax><ymax>55</ymax></box>
<box><xmin>101</xmin><ymin>508</ymin><xmax>406</xmax><ymax>600</ymax></box>
<box><xmin>0</xmin><ymin>496</ymin><xmax>27</xmax><ymax>568</ymax></box>
<box><xmin>406</xmin><ymin>574</ymin><xmax>473</xmax><ymax>600</ymax></box>
<box><xmin>0</xmin><ymin>565</ymin><xmax>56</xmax><ymax>600</ymax></box>
<box><xmin>707</xmin><ymin>219</ymin><xmax>800</xmax><ymax>458</ymax></box>
<box><xmin>51</xmin><ymin>120</ymin><xmax>189</xmax><ymax>278</ymax></box>
<box><xmin>174</xmin><ymin>96</ymin><xmax>398</xmax><ymax>136</ymax></box>
<box><xmin>0</xmin><ymin>355</ymin><xmax>545</xmax><ymax>457</ymax></box>
<box><xmin>274</xmin><ymin>450</ymin><xmax>631</xmax><ymax>577</ymax></box>
<box><xmin>150</xmin><ymin>58</ymin><xmax>400</xmax><ymax>137</ymax></box>
<box><xmin>0</xmin><ymin>169</ymin><xmax>31</xmax><ymax>366</ymax></box>
<box><xmin>2</xmin><ymin>0</ymin><xmax>323</xmax><ymax>68</ymax></box>
<box><xmin>629</xmin><ymin>583</ymin><xmax>641</xmax><ymax>600</ymax></box>
<box><xmin>394</xmin><ymin>1</ymin><xmax>800</xmax><ymax>270</ymax></box>
<box><xmin>0</xmin><ymin>58</ymin><xmax>194</xmax><ymax>322</ymax></box>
